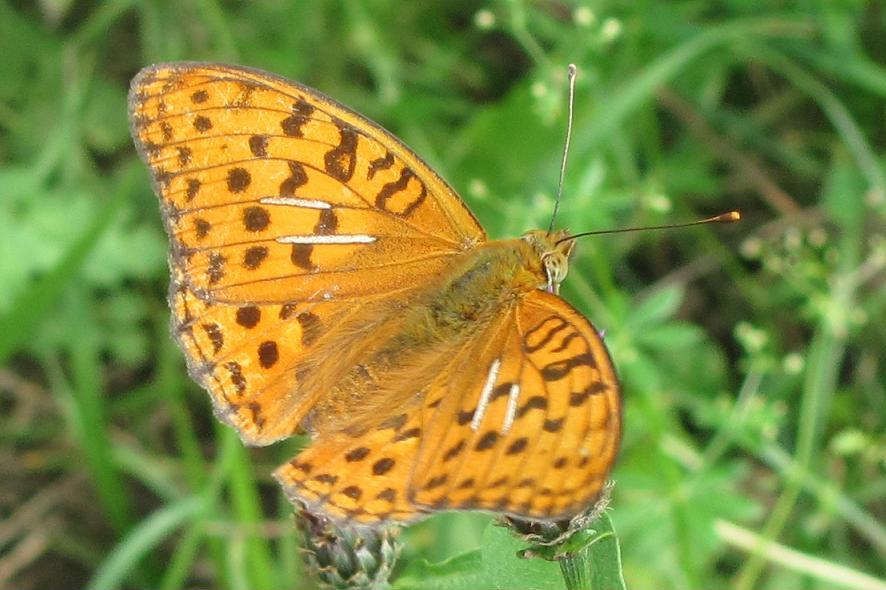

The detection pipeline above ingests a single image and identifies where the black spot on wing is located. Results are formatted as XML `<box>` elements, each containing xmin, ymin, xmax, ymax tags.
<box><xmin>243</xmin><ymin>246</ymin><xmax>268</xmax><ymax>269</ymax></box>
<box><xmin>280</xmin><ymin>98</ymin><xmax>314</xmax><ymax>137</ymax></box>
<box><xmin>394</xmin><ymin>427</ymin><xmax>421</xmax><ymax>442</ymax></box>
<box><xmin>524</xmin><ymin>315</ymin><xmax>569</xmax><ymax>353</ymax></box>
<box><xmin>201</xmin><ymin>323</ymin><xmax>223</xmax><ymax>353</ymax></box>
<box><xmin>193</xmin><ymin>115</ymin><xmax>212</xmax><ymax>132</ymax></box>
<box><xmin>290</xmin><ymin>243</ymin><xmax>315</xmax><ymax>270</ymax></box>
<box><xmin>345</xmin><ymin>447</ymin><xmax>370</xmax><ymax>462</ymax></box>
<box><xmin>372</xmin><ymin>458</ymin><xmax>395</xmax><ymax>475</ymax></box>
<box><xmin>375</xmin><ymin>168</ymin><xmax>426</xmax><ymax>217</ymax></box>
<box><xmin>313</xmin><ymin>209</ymin><xmax>338</xmax><ymax>235</ymax></box>
<box><xmin>227</xmin><ymin>167</ymin><xmax>251</xmax><ymax>193</ymax></box>
<box><xmin>236</xmin><ymin>306</ymin><xmax>261</xmax><ymax>328</ymax></box>
<box><xmin>297</xmin><ymin>312</ymin><xmax>321</xmax><ymax>345</ymax></box>
<box><xmin>280</xmin><ymin>161</ymin><xmax>308</xmax><ymax>195</ymax></box>
<box><xmin>506</xmin><ymin>437</ymin><xmax>529</xmax><ymax>454</ymax></box>
<box><xmin>324</xmin><ymin>121</ymin><xmax>357</xmax><ymax>182</ymax></box>
<box><xmin>516</xmin><ymin>395</ymin><xmax>547</xmax><ymax>418</ymax></box>
<box><xmin>570</xmin><ymin>382</ymin><xmax>608</xmax><ymax>406</ymax></box>
<box><xmin>243</xmin><ymin>206</ymin><xmax>270</xmax><ymax>231</ymax></box>
<box><xmin>474</xmin><ymin>431</ymin><xmax>498</xmax><ymax>451</ymax></box>
<box><xmin>258</xmin><ymin>341</ymin><xmax>279</xmax><ymax>368</ymax></box>
<box><xmin>249</xmin><ymin>134</ymin><xmax>269</xmax><ymax>157</ymax></box>
<box><xmin>186</xmin><ymin>178</ymin><xmax>201</xmax><ymax>201</ymax></box>
<box><xmin>541</xmin><ymin>353</ymin><xmax>596</xmax><ymax>381</ymax></box>
<box><xmin>367</xmin><ymin>151</ymin><xmax>395</xmax><ymax>179</ymax></box>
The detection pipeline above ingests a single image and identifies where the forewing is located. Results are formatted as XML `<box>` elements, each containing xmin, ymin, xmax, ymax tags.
<box><xmin>128</xmin><ymin>63</ymin><xmax>485</xmax><ymax>445</ymax></box>
<box><xmin>129</xmin><ymin>62</ymin><xmax>484</xmax><ymax>304</ymax></box>
<box><xmin>410</xmin><ymin>290</ymin><xmax>622</xmax><ymax>521</ymax></box>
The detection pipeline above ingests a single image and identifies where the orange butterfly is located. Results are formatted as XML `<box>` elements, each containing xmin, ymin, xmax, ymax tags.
<box><xmin>128</xmin><ymin>63</ymin><xmax>621</xmax><ymax>524</ymax></box>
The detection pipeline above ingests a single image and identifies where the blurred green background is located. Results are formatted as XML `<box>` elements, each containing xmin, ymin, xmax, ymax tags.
<box><xmin>1</xmin><ymin>1</ymin><xmax>885</xmax><ymax>589</ymax></box>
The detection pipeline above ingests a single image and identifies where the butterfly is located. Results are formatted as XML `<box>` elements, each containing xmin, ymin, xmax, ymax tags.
<box><xmin>128</xmin><ymin>63</ymin><xmax>621</xmax><ymax>525</ymax></box>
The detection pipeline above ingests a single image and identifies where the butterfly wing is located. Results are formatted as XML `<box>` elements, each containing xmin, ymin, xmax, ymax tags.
<box><xmin>274</xmin><ymin>416</ymin><xmax>428</xmax><ymax>523</ymax></box>
<box><xmin>410</xmin><ymin>288</ymin><xmax>622</xmax><ymax>520</ymax></box>
<box><xmin>128</xmin><ymin>63</ymin><xmax>485</xmax><ymax>444</ymax></box>
<box><xmin>274</xmin><ymin>289</ymin><xmax>621</xmax><ymax>523</ymax></box>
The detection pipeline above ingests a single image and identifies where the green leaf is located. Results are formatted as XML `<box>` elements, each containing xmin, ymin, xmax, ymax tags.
<box><xmin>633</xmin><ymin>322</ymin><xmax>703</xmax><ymax>351</ymax></box>
<box><xmin>0</xmin><ymin>183</ymin><xmax>126</xmax><ymax>364</ymax></box>
<box><xmin>394</xmin><ymin>550</ymin><xmax>483</xmax><ymax>590</ymax></box>
<box><xmin>587</xmin><ymin>514</ymin><xmax>627</xmax><ymax>590</ymax></box>
<box><xmin>397</xmin><ymin>517</ymin><xmax>629</xmax><ymax>590</ymax></box>
<box><xmin>627</xmin><ymin>285</ymin><xmax>685</xmax><ymax>329</ymax></box>
<box><xmin>477</xmin><ymin>524</ymin><xmax>566</xmax><ymax>590</ymax></box>
<box><xmin>396</xmin><ymin>522</ymin><xmax>563</xmax><ymax>590</ymax></box>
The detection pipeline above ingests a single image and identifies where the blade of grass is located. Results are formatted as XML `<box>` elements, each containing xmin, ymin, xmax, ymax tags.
<box><xmin>155</xmin><ymin>319</ymin><xmax>233</xmax><ymax>588</ymax></box>
<box><xmin>735</xmin><ymin>237</ymin><xmax>857</xmax><ymax>590</ymax></box>
<box><xmin>758</xmin><ymin>443</ymin><xmax>886</xmax><ymax>556</ymax></box>
<box><xmin>717</xmin><ymin>520</ymin><xmax>886</xmax><ymax>590</ymax></box>
<box><xmin>157</xmin><ymin>417</ymin><xmax>244</xmax><ymax>589</ymax></box>
<box><xmin>788</xmin><ymin>44</ymin><xmax>886</xmax><ymax>100</ymax></box>
<box><xmin>88</xmin><ymin>496</ymin><xmax>205</xmax><ymax>590</ymax></box>
<box><xmin>276</xmin><ymin>495</ymin><xmax>302</xmax><ymax>586</ymax></box>
<box><xmin>734</xmin><ymin>318</ymin><xmax>848</xmax><ymax>590</ymax></box>
<box><xmin>736</xmin><ymin>42</ymin><xmax>886</xmax><ymax>197</ymax></box>
<box><xmin>159</xmin><ymin>522</ymin><xmax>206</xmax><ymax>590</ymax></box>
<box><xmin>156</xmin><ymin>321</ymin><xmax>206</xmax><ymax>494</ymax></box>
<box><xmin>64</xmin><ymin>286</ymin><xmax>136</xmax><ymax>533</ymax></box>
<box><xmin>226</xmin><ymin>437</ymin><xmax>278</xmax><ymax>589</ymax></box>
<box><xmin>71</xmin><ymin>0</ymin><xmax>138</xmax><ymax>47</ymax></box>
<box><xmin>574</xmin><ymin>19</ymin><xmax>814</xmax><ymax>153</ymax></box>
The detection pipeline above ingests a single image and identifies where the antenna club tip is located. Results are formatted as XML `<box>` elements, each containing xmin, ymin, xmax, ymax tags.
<box><xmin>720</xmin><ymin>210</ymin><xmax>741</xmax><ymax>222</ymax></box>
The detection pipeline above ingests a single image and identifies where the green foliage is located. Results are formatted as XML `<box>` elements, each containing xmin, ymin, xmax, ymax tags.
<box><xmin>396</xmin><ymin>514</ymin><xmax>626</xmax><ymax>590</ymax></box>
<box><xmin>1</xmin><ymin>1</ymin><xmax>884</xmax><ymax>589</ymax></box>
<box><xmin>398</xmin><ymin>522</ymin><xmax>564</xmax><ymax>590</ymax></box>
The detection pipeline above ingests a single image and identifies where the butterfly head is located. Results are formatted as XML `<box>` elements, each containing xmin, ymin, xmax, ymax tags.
<box><xmin>521</xmin><ymin>229</ymin><xmax>575</xmax><ymax>294</ymax></box>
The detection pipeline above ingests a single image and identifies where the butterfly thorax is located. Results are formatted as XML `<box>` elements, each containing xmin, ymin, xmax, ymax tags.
<box><xmin>424</xmin><ymin>229</ymin><xmax>575</xmax><ymax>321</ymax></box>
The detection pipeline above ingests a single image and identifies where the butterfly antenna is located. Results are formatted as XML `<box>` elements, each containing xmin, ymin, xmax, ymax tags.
<box><xmin>557</xmin><ymin>211</ymin><xmax>741</xmax><ymax>244</ymax></box>
<box><xmin>548</xmin><ymin>64</ymin><xmax>578</xmax><ymax>234</ymax></box>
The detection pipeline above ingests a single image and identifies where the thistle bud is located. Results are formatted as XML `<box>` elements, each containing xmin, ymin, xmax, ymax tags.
<box><xmin>298</xmin><ymin>507</ymin><xmax>401</xmax><ymax>590</ymax></box>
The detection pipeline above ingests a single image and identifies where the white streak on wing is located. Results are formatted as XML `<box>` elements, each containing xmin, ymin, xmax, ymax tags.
<box><xmin>276</xmin><ymin>234</ymin><xmax>376</xmax><ymax>244</ymax></box>
<box><xmin>259</xmin><ymin>196</ymin><xmax>332</xmax><ymax>209</ymax></box>
<box><xmin>471</xmin><ymin>359</ymin><xmax>501</xmax><ymax>432</ymax></box>
<box><xmin>501</xmin><ymin>383</ymin><xmax>521</xmax><ymax>434</ymax></box>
